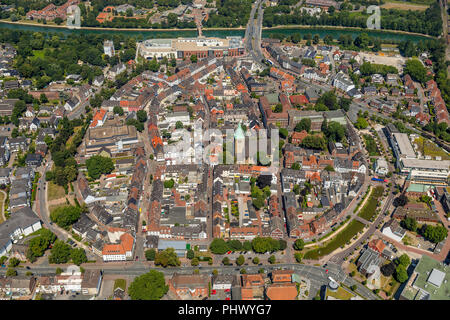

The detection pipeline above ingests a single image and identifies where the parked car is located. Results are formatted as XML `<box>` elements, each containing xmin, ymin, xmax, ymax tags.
<box><xmin>211</xmin><ymin>290</ymin><xmax>217</xmax><ymax>295</ymax></box>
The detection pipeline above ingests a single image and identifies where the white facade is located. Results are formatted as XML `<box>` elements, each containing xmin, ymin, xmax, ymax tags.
<box><xmin>382</xmin><ymin>226</ymin><xmax>405</xmax><ymax>243</ymax></box>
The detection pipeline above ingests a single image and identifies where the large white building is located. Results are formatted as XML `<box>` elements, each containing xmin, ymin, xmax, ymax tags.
<box><xmin>332</xmin><ymin>72</ymin><xmax>355</xmax><ymax>93</ymax></box>
<box><xmin>0</xmin><ymin>207</ymin><xmax>42</xmax><ymax>256</ymax></box>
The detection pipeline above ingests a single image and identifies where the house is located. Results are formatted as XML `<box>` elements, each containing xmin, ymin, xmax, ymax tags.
<box><xmin>93</xmin><ymin>75</ymin><xmax>104</xmax><ymax>87</ymax></box>
<box><xmin>382</xmin><ymin>219</ymin><xmax>406</xmax><ymax>242</ymax></box>
<box><xmin>0</xmin><ymin>207</ymin><xmax>42</xmax><ymax>256</ymax></box>
<box><xmin>0</xmin><ymin>99</ymin><xmax>17</xmax><ymax>116</ymax></box>
<box><xmin>108</xmin><ymin>63</ymin><xmax>126</xmax><ymax>80</ymax></box>
<box><xmin>25</xmin><ymin>153</ymin><xmax>42</xmax><ymax>167</ymax></box>
<box><xmin>81</xmin><ymin>270</ymin><xmax>103</xmax><ymax>295</ymax></box>
<box><xmin>271</xmin><ymin>269</ymin><xmax>294</xmax><ymax>283</ymax></box>
<box><xmin>212</xmin><ymin>274</ymin><xmax>234</xmax><ymax>290</ymax></box>
<box><xmin>362</xmin><ymin>86</ymin><xmax>377</xmax><ymax>95</ymax></box>
<box><xmin>357</xmin><ymin>247</ymin><xmax>382</xmax><ymax>277</ymax></box>
<box><xmin>169</xmin><ymin>273</ymin><xmax>210</xmax><ymax>300</ymax></box>
<box><xmin>64</xmin><ymin>96</ymin><xmax>80</xmax><ymax>112</ymax></box>
<box><xmin>333</xmin><ymin>72</ymin><xmax>355</xmax><ymax>93</ymax></box>
<box><xmin>102</xmin><ymin>232</ymin><xmax>135</xmax><ymax>262</ymax></box>
<box><xmin>0</xmin><ymin>167</ymin><xmax>11</xmax><ymax>185</ymax></box>
<box><xmin>157</xmin><ymin>240</ymin><xmax>186</xmax><ymax>257</ymax></box>
<box><xmin>240</xmin><ymin>274</ymin><xmax>265</xmax><ymax>300</ymax></box>
<box><xmin>7</xmin><ymin>137</ymin><xmax>27</xmax><ymax>152</ymax></box>
<box><xmin>0</xmin><ymin>276</ymin><xmax>36</xmax><ymax>298</ymax></box>
<box><xmin>90</xmin><ymin>109</ymin><xmax>107</xmax><ymax>128</ymax></box>
<box><xmin>266</xmin><ymin>283</ymin><xmax>298</xmax><ymax>300</ymax></box>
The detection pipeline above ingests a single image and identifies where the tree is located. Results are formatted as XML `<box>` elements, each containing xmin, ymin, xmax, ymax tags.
<box><xmin>113</xmin><ymin>106</ymin><xmax>124</xmax><ymax>116</ymax></box>
<box><xmin>55</xmin><ymin>267</ymin><xmax>63</xmax><ymax>275</ymax></box>
<box><xmin>393</xmin><ymin>194</ymin><xmax>408</xmax><ymax>207</ymax></box>
<box><xmin>6</xmin><ymin>268</ymin><xmax>17</xmax><ymax>276</ymax></box>
<box><xmin>71</xmin><ymin>248</ymin><xmax>88</xmax><ymax>266</ymax></box>
<box><xmin>50</xmin><ymin>205</ymin><xmax>81</xmax><ymax>229</ymax></box>
<box><xmin>268</xmin><ymin>255</ymin><xmax>276</xmax><ymax>264</ymax></box>
<box><xmin>404</xmin><ymin>59</ymin><xmax>429</xmax><ymax>84</ymax></box>
<box><xmin>222</xmin><ymin>257</ymin><xmax>230</xmax><ymax>265</ymax></box>
<box><xmin>422</xmin><ymin>224</ymin><xmax>448</xmax><ymax>243</ymax></box>
<box><xmin>396</xmin><ymin>254</ymin><xmax>410</xmax><ymax>268</ymax></box>
<box><xmin>190</xmin><ymin>54</ymin><xmax>198</xmax><ymax>63</ymax></box>
<box><xmin>137</xmin><ymin>110</ymin><xmax>148</xmax><ymax>123</ymax></box>
<box><xmin>278</xmin><ymin>239</ymin><xmax>287</xmax><ymax>250</ymax></box>
<box><xmin>145</xmin><ymin>249</ymin><xmax>156</xmax><ymax>261</ymax></box>
<box><xmin>350</xmin><ymin>285</ymin><xmax>357</xmax><ymax>291</ymax></box>
<box><xmin>187</xmin><ymin>249</ymin><xmax>195</xmax><ymax>260</ymax></box>
<box><xmin>355</xmin><ymin>117</ymin><xmax>369</xmax><ymax>129</ymax></box>
<box><xmin>395</xmin><ymin>265</ymin><xmax>408</xmax><ymax>283</ymax></box>
<box><xmin>295</xmin><ymin>118</ymin><xmax>311</xmax><ymax>132</ymax></box>
<box><xmin>252</xmin><ymin>257</ymin><xmax>260</xmax><ymax>264</ymax></box>
<box><xmin>381</xmin><ymin>262</ymin><xmax>396</xmax><ymax>277</ymax></box>
<box><xmin>154</xmin><ymin>248</ymin><xmax>180</xmax><ymax>267</ymax></box>
<box><xmin>243</xmin><ymin>241</ymin><xmax>252</xmax><ymax>251</ymax></box>
<box><xmin>128</xmin><ymin>270</ymin><xmax>168</xmax><ymax>300</ymax></box>
<box><xmin>293</xmin><ymin>239</ymin><xmax>305</xmax><ymax>250</ymax></box>
<box><xmin>163</xmin><ymin>179</ymin><xmax>175</xmax><ymax>189</ymax></box>
<box><xmin>279</xmin><ymin>128</ymin><xmax>289</xmax><ymax>139</ymax></box>
<box><xmin>236</xmin><ymin>255</ymin><xmax>245</xmax><ymax>266</ymax></box>
<box><xmin>175</xmin><ymin>121</ymin><xmax>184</xmax><ymax>129</ymax></box>
<box><xmin>0</xmin><ymin>256</ymin><xmax>7</xmax><ymax>265</ymax></box>
<box><xmin>401</xmin><ymin>217</ymin><xmax>417</xmax><ymax>232</ymax></box>
<box><xmin>209</xmin><ymin>238</ymin><xmax>229</xmax><ymax>255</ymax></box>
<box><xmin>227</xmin><ymin>240</ymin><xmax>243</xmax><ymax>251</ymax></box>
<box><xmin>191</xmin><ymin>257</ymin><xmax>199</xmax><ymax>266</ymax></box>
<box><xmin>8</xmin><ymin>257</ymin><xmax>20</xmax><ymax>268</ymax></box>
<box><xmin>86</xmin><ymin>155</ymin><xmax>114</xmax><ymax>180</ymax></box>
<box><xmin>40</xmin><ymin>93</ymin><xmax>49</xmax><ymax>104</ymax></box>
<box><xmin>48</xmin><ymin>240</ymin><xmax>72</xmax><ymax>264</ymax></box>
<box><xmin>294</xmin><ymin>252</ymin><xmax>303</xmax><ymax>263</ymax></box>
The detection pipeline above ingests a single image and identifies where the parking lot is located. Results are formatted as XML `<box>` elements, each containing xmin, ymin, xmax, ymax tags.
<box><xmin>208</xmin><ymin>288</ymin><xmax>232</xmax><ymax>301</ymax></box>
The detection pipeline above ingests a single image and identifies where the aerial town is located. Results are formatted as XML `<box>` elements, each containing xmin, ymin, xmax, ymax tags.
<box><xmin>0</xmin><ymin>0</ymin><xmax>447</xmax><ymax>303</ymax></box>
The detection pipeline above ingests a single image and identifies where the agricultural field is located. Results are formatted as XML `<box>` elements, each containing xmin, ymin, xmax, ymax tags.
<box><xmin>304</xmin><ymin>220</ymin><xmax>365</xmax><ymax>260</ymax></box>
<box><xmin>381</xmin><ymin>0</ymin><xmax>431</xmax><ymax>11</ymax></box>
<box><xmin>357</xmin><ymin>186</ymin><xmax>384</xmax><ymax>221</ymax></box>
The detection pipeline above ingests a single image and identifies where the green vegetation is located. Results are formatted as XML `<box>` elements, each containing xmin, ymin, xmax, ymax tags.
<box><xmin>209</xmin><ymin>237</ymin><xmax>285</xmax><ymax>255</ymax></box>
<box><xmin>145</xmin><ymin>249</ymin><xmax>156</xmax><ymax>261</ymax></box>
<box><xmin>86</xmin><ymin>155</ymin><xmax>115</xmax><ymax>180</ymax></box>
<box><xmin>26</xmin><ymin>229</ymin><xmax>56</xmax><ymax>262</ymax></box>
<box><xmin>154</xmin><ymin>248</ymin><xmax>181</xmax><ymax>267</ymax></box>
<box><xmin>128</xmin><ymin>270</ymin><xmax>168</xmax><ymax>300</ymax></box>
<box><xmin>50</xmin><ymin>205</ymin><xmax>82</xmax><ymax>229</ymax></box>
<box><xmin>357</xmin><ymin>186</ymin><xmax>384</xmax><ymax>221</ymax></box>
<box><xmin>114</xmin><ymin>279</ymin><xmax>126</xmax><ymax>291</ymax></box>
<box><xmin>304</xmin><ymin>220</ymin><xmax>365</xmax><ymax>260</ymax></box>
<box><xmin>363</xmin><ymin>134</ymin><xmax>380</xmax><ymax>156</ymax></box>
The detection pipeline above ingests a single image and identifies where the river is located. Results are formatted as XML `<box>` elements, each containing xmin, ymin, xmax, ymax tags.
<box><xmin>0</xmin><ymin>21</ymin><xmax>431</xmax><ymax>43</ymax></box>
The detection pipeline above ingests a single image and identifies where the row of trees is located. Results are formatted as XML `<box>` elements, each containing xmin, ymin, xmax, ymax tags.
<box><xmin>209</xmin><ymin>237</ymin><xmax>287</xmax><ymax>255</ymax></box>
<box><xmin>401</xmin><ymin>217</ymin><xmax>448</xmax><ymax>244</ymax></box>
<box><xmin>86</xmin><ymin>155</ymin><xmax>115</xmax><ymax>180</ymax></box>
<box><xmin>49</xmin><ymin>205</ymin><xmax>83</xmax><ymax>230</ymax></box>
<box><xmin>145</xmin><ymin>248</ymin><xmax>181</xmax><ymax>267</ymax></box>
<box><xmin>48</xmin><ymin>240</ymin><xmax>88</xmax><ymax>265</ymax></box>
<box><xmin>263</xmin><ymin>3</ymin><xmax>442</xmax><ymax>37</ymax></box>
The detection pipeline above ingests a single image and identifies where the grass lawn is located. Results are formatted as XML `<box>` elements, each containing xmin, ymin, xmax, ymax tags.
<box><xmin>326</xmin><ymin>286</ymin><xmax>356</xmax><ymax>300</ymax></box>
<box><xmin>304</xmin><ymin>220</ymin><xmax>365</xmax><ymax>260</ymax></box>
<box><xmin>47</xmin><ymin>181</ymin><xmax>67</xmax><ymax>201</ymax></box>
<box><xmin>363</xmin><ymin>134</ymin><xmax>380</xmax><ymax>156</ymax></box>
<box><xmin>380</xmin><ymin>274</ymin><xmax>399</xmax><ymax>297</ymax></box>
<box><xmin>357</xmin><ymin>186</ymin><xmax>384</xmax><ymax>221</ymax></box>
<box><xmin>414</xmin><ymin>136</ymin><xmax>450</xmax><ymax>160</ymax></box>
<box><xmin>114</xmin><ymin>279</ymin><xmax>126</xmax><ymax>291</ymax></box>
<box><xmin>32</xmin><ymin>50</ymin><xmax>45</xmax><ymax>59</ymax></box>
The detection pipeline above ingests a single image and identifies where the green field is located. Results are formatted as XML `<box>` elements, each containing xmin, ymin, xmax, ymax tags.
<box><xmin>114</xmin><ymin>279</ymin><xmax>126</xmax><ymax>291</ymax></box>
<box><xmin>363</xmin><ymin>134</ymin><xmax>380</xmax><ymax>156</ymax></box>
<box><xmin>47</xmin><ymin>181</ymin><xmax>66</xmax><ymax>201</ymax></box>
<box><xmin>357</xmin><ymin>186</ymin><xmax>384</xmax><ymax>221</ymax></box>
<box><xmin>304</xmin><ymin>220</ymin><xmax>365</xmax><ymax>260</ymax></box>
<box><xmin>326</xmin><ymin>286</ymin><xmax>356</xmax><ymax>300</ymax></box>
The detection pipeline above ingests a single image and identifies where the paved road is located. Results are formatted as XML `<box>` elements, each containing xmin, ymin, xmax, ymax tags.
<box><xmin>244</xmin><ymin>0</ymin><xmax>265</xmax><ymax>67</ymax></box>
<box><xmin>6</xmin><ymin>262</ymin><xmax>380</xmax><ymax>300</ymax></box>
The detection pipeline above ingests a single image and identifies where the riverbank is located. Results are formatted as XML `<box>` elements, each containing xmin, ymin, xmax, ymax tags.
<box><xmin>0</xmin><ymin>19</ymin><xmax>434</xmax><ymax>41</ymax></box>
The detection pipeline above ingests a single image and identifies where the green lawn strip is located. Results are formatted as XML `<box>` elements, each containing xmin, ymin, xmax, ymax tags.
<box><xmin>357</xmin><ymin>186</ymin><xmax>384</xmax><ymax>221</ymax></box>
<box><xmin>304</xmin><ymin>220</ymin><xmax>365</xmax><ymax>260</ymax></box>
<box><xmin>113</xmin><ymin>279</ymin><xmax>126</xmax><ymax>291</ymax></box>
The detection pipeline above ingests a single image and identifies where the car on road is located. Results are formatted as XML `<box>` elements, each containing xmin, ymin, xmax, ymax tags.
<box><xmin>225</xmin><ymin>297</ymin><xmax>230</xmax><ymax>300</ymax></box>
<box><xmin>227</xmin><ymin>251</ymin><xmax>232</xmax><ymax>254</ymax></box>
<box><xmin>224</xmin><ymin>289</ymin><xmax>230</xmax><ymax>293</ymax></box>
<box><xmin>211</xmin><ymin>290</ymin><xmax>217</xmax><ymax>295</ymax></box>
<box><xmin>26</xmin><ymin>266</ymin><xmax>30</xmax><ymax>270</ymax></box>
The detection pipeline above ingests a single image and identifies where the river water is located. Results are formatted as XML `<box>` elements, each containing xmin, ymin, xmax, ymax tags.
<box><xmin>0</xmin><ymin>21</ymin><xmax>431</xmax><ymax>43</ymax></box>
